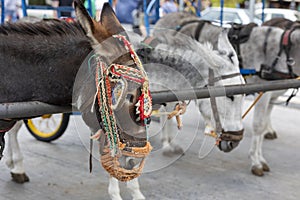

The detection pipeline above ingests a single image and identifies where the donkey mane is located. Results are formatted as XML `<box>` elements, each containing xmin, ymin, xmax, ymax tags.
<box><xmin>0</xmin><ymin>19</ymin><xmax>86</xmax><ymax>37</ymax></box>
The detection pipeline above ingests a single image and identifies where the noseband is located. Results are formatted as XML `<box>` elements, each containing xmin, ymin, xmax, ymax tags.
<box><xmin>208</xmin><ymin>69</ymin><xmax>244</xmax><ymax>153</ymax></box>
<box><xmin>95</xmin><ymin>34</ymin><xmax>152</xmax><ymax>181</ymax></box>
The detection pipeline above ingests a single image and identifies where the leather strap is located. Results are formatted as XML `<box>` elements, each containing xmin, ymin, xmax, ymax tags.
<box><xmin>208</xmin><ymin>69</ymin><xmax>222</xmax><ymax>135</ymax></box>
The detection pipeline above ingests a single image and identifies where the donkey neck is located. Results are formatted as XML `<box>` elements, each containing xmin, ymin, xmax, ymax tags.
<box><xmin>141</xmin><ymin>43</ymin><xmax>211</xmax><ymax>91</ymax></box>
<box><xmin>290</xmin><ymin>29</ymin><xmax>300</xmax><ymax>75</ymax></box>
<box><xmin>0</xmin><ymin>21</ymin><xmax>92</xmax><ymax>105</ymax></box>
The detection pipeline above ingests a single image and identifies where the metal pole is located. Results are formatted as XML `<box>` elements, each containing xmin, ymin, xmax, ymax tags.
<box><xmin>1</xmin><ymin>79</ymin><xmax>300</xmax><ymax>119</ymax></box>
<box><xmin>155</xmin><ymin>0</ymin><xmax>160</xmax><ymax>22</ymax></box>
<box><xmin>290</xmin><ymin>0</ymin><xmax>296</xmax><ymax>10</ymax></box>
<box><xmin>145</xmin><ymin>0</ymin><xmax>158</xmax><ymax>35</ymax></box>
<box><xmin>179</xmin><ymin>0</ymin><xmax>184</xmax><ymax>12</ymax></box>
<box><xmin>262</xmin><ymin>0</ymin><xmax>265</xmax><ymax>23</ymax></box>
<box><xmin>249</xmin><ymin>0</ymin><xmax>255</xmax><ymax>22</ymax></box>
<box><xmin>87</xmin><ymin>0</ymin><xmax>92</xmax><ymax>16</ymax></box>
<box><xmin>144</xmin><ymin>0</ymin><xmax>150</xmax><ymax>36</ymax></box>
<box><xmin>151</xmin><ymin>79</ymin><xmax>300</xmax><ymax>105</ymax></box>
<box><xmin>0</xmin><ymin>102</ymin><xmax>73</xmax><ymax>119</ymax></box>
<box><xmin>1</xmin><ymin>0</ymin><xmax>4</xmax><ymax>24</ymax></box>
<box><xmin>21</xmin><ymin>0</ymin><xmax>28</xmax><ymax>17</ymax></box>
<box><xmin>196</xmin><ymin>0</ymin><xmax>201</xmax><ymax>17</ymax></box>
<box><xmin>220</xmin><ymin>0</ymin><xmax>224</xmax><ymax>27</ymax></box>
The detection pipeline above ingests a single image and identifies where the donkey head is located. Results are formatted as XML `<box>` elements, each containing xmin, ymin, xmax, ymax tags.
<box><xmin>200</xmin><ymin>30</ymin><xmax>245</xmax><ymax>152</ymax></box>
<box><xmin>74</xmin><ymin>0</ymin><xmax>152</xmax><ymax>181</ymax></box>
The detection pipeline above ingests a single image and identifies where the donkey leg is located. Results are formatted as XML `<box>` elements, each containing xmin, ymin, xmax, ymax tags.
<box><xmin>108</xmin><ymin>177</ymin><xmax>122</xmax><ymax>200</ymax></box>
<box><xmin>126</xmin><ymin>178</ymin><xmax>145</xmax><ymax>200</ymax></box>
<box><xmin>257</xmin><ymin>94</ymin><xmax>272</xmax><ymax>171</ymax></box>
<box><xmin>250</xmin><ymin>94</ymin><xmax>271</xmax><ymax>176</ymax></box>
<box><xmin>249</xmin><ymin>135</ymin><xmax>264</xmax><ymax>176</ymax></box>
<box><xmin>167</xmin><ymin>116</ymin><xmax>184</xmax><ymax>155</ymax></box>
<box><xmin>161</xmin><ymin>103</ymin><xmax>183</xmax><ymax>156</ymax></box>
<box><xmin>257</xmin><ymin>135</ymin><xmax>270</xmax><ymax>172</ymax></box>
<box><xmin>0</xmin><ymin>132</ymin><xmax>5</xmax><ymax>160</ymax></box>
<box><xmin>264</xmin><ymin>103</ymin><xmax>277</xmax><ymax>140</ymax></box>
<box><xmin>6</xmin><ymin>121</ymin><xmax>29</xmax><ymax>183</ymax></box>
<box><xmin>161</xmin><ymin>109</ymin><xmax>173</xmax><ymax>156</ymax></box>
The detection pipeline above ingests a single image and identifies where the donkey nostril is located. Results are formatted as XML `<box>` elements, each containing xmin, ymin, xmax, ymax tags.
<box><xmin>126</xmin><ymin>94</ymin><xmax>134</xmax><ymax>103</ymax></box>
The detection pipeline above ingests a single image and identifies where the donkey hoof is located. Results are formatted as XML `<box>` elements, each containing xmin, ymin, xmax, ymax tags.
<box><xmin>11</xmin><ymin>172</ymin><xmax>30</xmax><ymax>183</ymax></box>
<box><xmin>262</xmin><ymin>162</ymin><xmax>270</xmax><ymax>172</ymax></box>
<box><xmin>264</xmin><ymin>132</ymin><xmax>277</xmax><ymax>140</ymax></box>
<box><xmin>251</xmin><ymin>166</ymin><xmax>264</xmax><ymax>176</ymax></box>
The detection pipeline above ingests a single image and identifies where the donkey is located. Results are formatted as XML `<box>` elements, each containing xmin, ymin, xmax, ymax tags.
<box><xmin>3</xmin><ymin>13</ymin><xmax>246</xmax><ymax>200</ymax></box>
<box><xmin>4</xmin><ymin>31</ymin><xmax>245</xmax><ymax>200</ymax></box>
<box><xmin>262</xmin><ymin>18</ymin><xmax>300</xmax><ymax>30</ymax></box>
<box><xmin>103</xmin><ymin>23</ymin><xmax>249</xmax><ymax>199</ymax></box>
<box><xmin>1</xmin><ymin>0</ymin><xmax>152</xmax><ymax>188</ymax></box>
<box><xmin>105</xmin><ymin>28</ymin><xmax>246</xmax><ymax>200</ymax></box>
<box><xmin>260</xmin><ymin>18</ymin><xmax>300</xmax><ymax>139</ymax></box>
<box><xmin>153</xmin><ymin>12</ymin><xmax>300</xmax><ymax>176</ymax></box>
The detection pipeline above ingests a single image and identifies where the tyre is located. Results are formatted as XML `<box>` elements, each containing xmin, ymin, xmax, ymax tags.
<box><xmin>24</xmin><ymin>113</ymin><xmax>70</xmax><ymax>142</ymax></box>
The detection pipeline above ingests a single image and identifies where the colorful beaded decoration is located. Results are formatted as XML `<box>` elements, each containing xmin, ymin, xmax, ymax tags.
<box><xmin>95</xmin><ymin>34</ymin><xmax>152</xmax><ymax>156</ymax></box>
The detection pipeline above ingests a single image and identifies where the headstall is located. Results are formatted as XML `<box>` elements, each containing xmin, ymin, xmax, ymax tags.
<box><xmin>95</xmin><ymin>34</ymin><xmax>152</xmax><ymax>181</ymax></box>
<box><xmin>207</xmin><ymin>69</ymin><xmax>244</xmax><ymax>153</ymax></box>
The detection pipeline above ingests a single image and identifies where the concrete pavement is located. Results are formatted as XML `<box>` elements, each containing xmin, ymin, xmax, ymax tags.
<box><xmin>0</xmin><ymin>98</ymin><xmax>300</xmax><ymax>200</ymax></box>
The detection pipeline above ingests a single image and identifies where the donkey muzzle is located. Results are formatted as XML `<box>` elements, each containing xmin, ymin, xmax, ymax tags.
<box><xmin>218</xmin><ymin>129</ymin><xmax>244</xmax><ymax>153</ymax></box>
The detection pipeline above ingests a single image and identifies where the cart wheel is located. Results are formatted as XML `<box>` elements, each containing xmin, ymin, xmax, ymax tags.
<box><xmin>24</xmin><ymin>113</ymin><xmax>70</xmax><ymax>142</ymax></box>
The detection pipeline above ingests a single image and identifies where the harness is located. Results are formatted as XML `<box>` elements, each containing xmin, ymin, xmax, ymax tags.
<box><xmin>228</xmin><ymin>23</ymin><xmax>258</xmax><ymax>69</ymax></box>
<box><xmin>175</xmin><ymin>20</ymin><xmax>210</xmax><ymax>41</ymax></box>
<box><xmin>175</xmin><ymin>20</ymin><xmax>258</xmax><ymax>78</ymax></box>
<box><xmin>94</xmin><ymin>34</ymin><xmax>152</xmax><ymax>181</ymax></box>
<box><xmin>207</xmin><ymin>69</ymin><xmax>244</xmax><ymax>153</ymax></box>
<box><xmin>259</xmin><ymin>27</ymin><xmax>297</xmax><ymax>80</ymax></box>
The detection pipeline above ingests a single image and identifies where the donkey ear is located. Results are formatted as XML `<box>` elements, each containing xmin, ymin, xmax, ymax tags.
<box><xmin>74</xmin><ymin>0</ymin><xmax>95</xmax><ymax>35</ymax></box>
<box><xmin>217</xmin><ymin>29</ymin><xmax>239</xmax><ymax>67</ymax></box>
<box><xmin>100</xmin><ymin>3</ymin><xmax>125</xmax><ymax>35</ymax></box>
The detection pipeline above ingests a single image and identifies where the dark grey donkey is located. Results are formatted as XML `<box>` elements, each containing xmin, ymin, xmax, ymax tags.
<box><xmin>3</xmin><ymin>7</ymin><xmax>245</xmax><ymax>200</ymax></box>
<box><xmin>1</xmin><ymin>1</ymin><xmax>152</xmax><ymax>185</ymax></box>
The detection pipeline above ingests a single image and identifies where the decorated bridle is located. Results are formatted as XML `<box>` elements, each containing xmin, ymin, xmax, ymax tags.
<box><xmin>95</xmin><ymin>34</ymin><xmax>152</xmax><ymax>181</ymax></box>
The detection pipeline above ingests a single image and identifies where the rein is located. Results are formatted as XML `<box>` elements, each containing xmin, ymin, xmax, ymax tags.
<box><xmin>94</xmin><ymin>34</ymin><xmax>152</xmax><ymax>181</ymax></box>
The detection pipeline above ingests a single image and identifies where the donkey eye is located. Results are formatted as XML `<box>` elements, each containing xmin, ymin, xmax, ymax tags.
<box><xmin>227</xmin><ymin>96</ymin><xmax>234</xmax><ymax>101</ymax></box>
<box><xmin>228</xmin><ymin>52</ymin><xmax>234</xmax><ymax>64</ymax></box>
<box><xmin>218</xmin><ymin>50</ymin><xmax>227</xmax><ymax>55</ymax></box>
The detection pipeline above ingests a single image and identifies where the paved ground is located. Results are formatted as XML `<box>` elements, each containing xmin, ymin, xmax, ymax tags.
<box><xmin>0</xmin><ymin>92</ymin><xmax>300</xmax><ymax>200</ymax></box>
